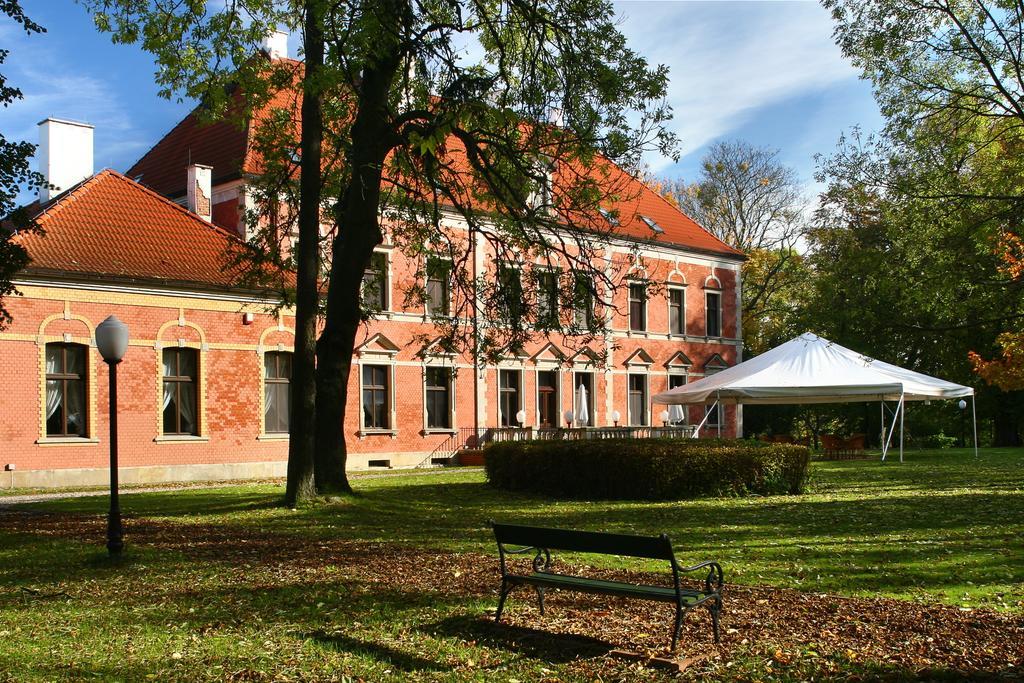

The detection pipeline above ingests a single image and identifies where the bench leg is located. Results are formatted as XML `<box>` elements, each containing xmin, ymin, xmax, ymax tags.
<box><xmin>535</xmin><ymin>586</ymin><xmax>546</xmax><ymax>616</ymax></box>
<box><xmin>710</xmin><ymin>597</ymin><xmax>722</xmax><ymax>644</ymax></box>
<box><xmin>671</xmin><ymin>605</ymin><xmax>685</xmax><ymax>652</ymax></box>
<box><xmin>495</xmin><ymin>579</ymin><xmax>513</xmax><ymax>622</ymax></box>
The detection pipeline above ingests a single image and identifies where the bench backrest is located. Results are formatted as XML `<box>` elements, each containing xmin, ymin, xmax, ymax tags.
<box><xmin>491</xmin><ymin>521</ymin><xmax>675</xmax><ymax>561</ymax></box>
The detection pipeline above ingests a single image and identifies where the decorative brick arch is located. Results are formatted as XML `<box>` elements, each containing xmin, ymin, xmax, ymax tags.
<box><xmin>35</xmin><ymin>304</ymin><xmax>97</xmax><ymax>443</ymax></box>
<box><xmin>154</xmin><ymin>313</ymin><xmax>209</xmax><ymax>438</ymax></box>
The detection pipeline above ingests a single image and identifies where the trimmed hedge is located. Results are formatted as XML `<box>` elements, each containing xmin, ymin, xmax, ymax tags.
<box><xmin>484</xmin><ymin>438</ymin><xmax>810</xmax><ymax>500</ymax></box>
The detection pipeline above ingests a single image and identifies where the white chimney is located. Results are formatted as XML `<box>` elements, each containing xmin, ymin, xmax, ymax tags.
<box><xmin>261</xmin><ymin>29</ymin><xmax>288</xmax><ymax>60</ymax></box>
<box><xmin>37</xmin><ymin>118</ymin><xmax>94</xmax><ymax>203</ymax></box>
<box><xmin>187</xmin><ymin>164</ymin><xmax>213</xmax><ymax>222</ymax></box>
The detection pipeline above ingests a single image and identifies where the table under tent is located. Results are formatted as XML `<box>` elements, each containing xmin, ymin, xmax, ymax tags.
<box><xmin>653</xmin><ymin>333</ymin><xmax>977</xmax><ymax>461</ymax></box>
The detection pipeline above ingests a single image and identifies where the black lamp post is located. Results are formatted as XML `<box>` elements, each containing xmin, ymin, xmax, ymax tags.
<box><xmin>96</xmin><ymin>315</ymin><xmax>128</xmax><ymax>557</ymax></box>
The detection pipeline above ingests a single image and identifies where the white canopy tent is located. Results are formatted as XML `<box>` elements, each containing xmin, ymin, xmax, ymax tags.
<box><xmin>653</xmin><ymin>333</ymin><xmax>977</xmax><ymax>461</ymax></box>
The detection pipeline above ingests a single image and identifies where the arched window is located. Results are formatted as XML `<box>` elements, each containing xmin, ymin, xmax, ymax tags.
<box><xmin>162</xmin><ymin>348</ymin><xmax>198</xmax><ymax>435</ymax></box>
<box><xmin>45</xmin><ymin>343</ymin><xmax>88</xmax><ymax>437</ymax></box>
<box><xmin>264</xmin><ymin>352</ymin><xmax>292</xmax><ymax>434</ymax></box>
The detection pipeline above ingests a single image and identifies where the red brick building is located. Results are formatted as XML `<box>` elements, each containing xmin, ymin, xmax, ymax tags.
<box><xmin>0</xmin><ymin>94</ymin><xmax>744</xmax><ymax>488</ymax></box>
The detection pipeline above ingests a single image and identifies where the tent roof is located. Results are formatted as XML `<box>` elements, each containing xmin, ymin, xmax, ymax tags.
<box><xmin>653</xmin><ymin>333</ymin><xmax>974</xmax><ymax>405</ymax></box>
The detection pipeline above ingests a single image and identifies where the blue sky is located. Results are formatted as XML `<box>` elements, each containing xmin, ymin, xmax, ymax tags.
<box><xmin>2</xmin><ymin>0</ymin><xmax>881</xmax><ymax>199</ymax></box>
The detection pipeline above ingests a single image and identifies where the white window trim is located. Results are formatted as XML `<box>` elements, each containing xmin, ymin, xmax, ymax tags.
<box><xmin>497</xmin><ymin>366</ymin><xmax>525</xmax><ymax>428</ymax></box>
<box><xmin>626</xmin><ymin>371</ymin><xmax>650</xmax><ymax>427</ymax></box>
<box><xmin>357</xmin><ymin>359</ymin><xmax>398</xmax><ymax>437</ymax></box>
<box><xmin>424</xmin><ymin>255</ymin><xmax>453</xmax><ymax>319</ymax></box>
<box><xmin>627</xmin><ymin>280</ymin><xmax>648</xmax><ymax>334</ymax></box>
<box><xmin>422</xmin><ymin>363</ymin><xmax>457</xmax><ymax>434</ymax></box>
<box><xmin>39</xmin><ymin>339</ymin><xmax>96</xmax><ymax>442</ymax></box>
<box><xmin>704</xmin><ymin>288</ymin><xmax>724</xmax><ymax>339</ymax></box>
<box><xmin>666</xmin><ymin>370</ymin><xmax>688</xmax><ymax>425</ymax></box>
<box><xmin>667</xmin><ymin>284</ymin><xmax>687</xmax><ymax>337</ymax></box>
<box><xmin>259</xmin><ymin>349</ymin><xmax>293</xmax><ymax>440</ymax></box>
<box><xmin>364</xmin><ymin>248</ymin><xmax>392</xmax><ymax>316</ymax></box>
<box><xmin>155</xmin><ymin>341</ymin><xmax>207</xmax><ymax>440</ymax></box>
<box><xmin>534</xmin><ymin>365</ymin><xmax>562</xmax><ymax>429</ymax></box>
<box><xmin>572</xmin><ymin>370</ymin><xmax>596</xmax><ymax>427</ymax></box>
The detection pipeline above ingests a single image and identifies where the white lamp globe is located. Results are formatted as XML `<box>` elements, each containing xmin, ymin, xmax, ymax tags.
<box><xmin>958</xmin><ymin>399</ymin><xmax>967</xmax><ymax>410</ymax></box>
<box><xmin>515</xmin><ymin>409</ymin><xmax>526</xmax><ymax>425</ymax></box>
<box><xmin>95</xmin><ymin>315</ymin><xmax>129</xmax><ymax>363</ymax></box>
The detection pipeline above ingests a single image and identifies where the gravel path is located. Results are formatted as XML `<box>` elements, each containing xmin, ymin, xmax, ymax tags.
<box><xmin>0</xmin><ymin>467</ymin><xmax>482</xmax><ymax>507</ymax></box>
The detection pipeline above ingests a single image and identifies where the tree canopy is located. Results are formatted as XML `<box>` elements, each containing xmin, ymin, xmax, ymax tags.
<box><xmin>0</xmin><ymin>1</ymin><xmax>46</xmax><ymax>329</ymax></box>
<box><xmin>85</xmin><ymin>0</ymin><xmax>677</xmax><ymax>498</ymax></box>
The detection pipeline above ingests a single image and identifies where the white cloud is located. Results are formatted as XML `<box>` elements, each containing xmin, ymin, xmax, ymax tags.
<box><xmin>614</xmin><ymin>1</ymin><xmax>861</xmax><ymax>172</ymax></box>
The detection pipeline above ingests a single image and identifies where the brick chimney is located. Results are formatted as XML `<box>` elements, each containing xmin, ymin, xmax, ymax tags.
<box><xmin>37</xmin><ymin>118</ymin><xmax>94</xmax><ymax>203</ymax></box>
<box><xmin>187</xmin><ymin>164</ymin><xmax>213</xmax><ymax>222</ymax></box>
<box><xmin>261</xmin><ymin>29</ymin><xmax>288</xmax><ymax>60</ymax></box>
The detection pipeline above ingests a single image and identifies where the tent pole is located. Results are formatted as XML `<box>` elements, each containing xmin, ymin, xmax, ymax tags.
<box><xmin>880</xmin><ymin>401</ymin><xmax>886</xmax><ymax>461</ymax></box>
<box><xmin>881</xmin><ymin>398</ymin><xmax>901</xmax><ymax>462</ymax></box>
<box><xmin>972</xmin><ymin>394</ymin><xmax>979</xmax><ymax>458</ymax></box>
<box><xmin>899</xmin><ymin>393</ymin><xmax>905</xmax><ymax>463</ymax></box>
<box><xmin>693</xmin><ymin>402</ymin><xmax>715</xmax><ymax>439</ymax></box>
<box><xmin>717</xmin><ymin>391</ymin><xmax>722</xmax><ymax>438</ymax></box>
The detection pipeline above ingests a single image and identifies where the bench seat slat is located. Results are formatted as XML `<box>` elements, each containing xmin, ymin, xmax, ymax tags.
<box><xmin>507</xmin><ymin>571</ymin><xmax>712</xmax><ymax>605</ymax></box>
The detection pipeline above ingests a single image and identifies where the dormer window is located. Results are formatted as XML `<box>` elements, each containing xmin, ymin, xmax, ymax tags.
<box><xmin>599</xmin><ymin>207</ymin><xmax>619</xmax><ymax>226</ymax></box>
<box><xmin>640</xmin><ymin>215</ymin><xmax>664</xmax><ymax>235</ymax></box>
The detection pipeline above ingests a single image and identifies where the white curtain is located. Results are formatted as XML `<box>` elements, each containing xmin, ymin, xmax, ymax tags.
<box><xmin>264</xmin><ymin>383</ymin><xmax>275</xmax><ymax>427</ymax></box>
<box><xmin>179</xmin><ymin>385</ymin><xmax>196</xmax><ymax>433</ymax></box>
<box><xmin>45</xmin><ymin>379</ymin><xmax>61</xmax><ymax>420</ymax></box>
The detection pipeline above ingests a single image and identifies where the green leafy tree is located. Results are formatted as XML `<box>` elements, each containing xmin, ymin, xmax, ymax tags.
<box><xmin>0</xmin><ymin>1</ymin><xmax>46</xmax><ymax>329</ymax></box>
<box><xmin>86</xmin><ymin>0</ymin><xmax>675</xmax><ymax>500</ymax></box>
<box><xmin>819</xmin><ymin>0</ymin><xmax>1024</xmax><ymax>444</ymax></box>
<box><xmin>660</xmin><ymin>140</ymin><xmax>808</xmax><ymax>353</ymax></box>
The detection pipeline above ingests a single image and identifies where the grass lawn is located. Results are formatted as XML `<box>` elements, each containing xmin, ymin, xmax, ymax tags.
<box><xmin>0</xmin><ymin>447</ymin><xmax>1021</xmax><ymax>681</ymax></box>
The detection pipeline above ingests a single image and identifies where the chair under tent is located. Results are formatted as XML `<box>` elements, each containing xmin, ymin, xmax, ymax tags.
<box><xmin>653</xmin><ymin>333</ymin><xmax>978</xmax><ymax>461</ymax></box>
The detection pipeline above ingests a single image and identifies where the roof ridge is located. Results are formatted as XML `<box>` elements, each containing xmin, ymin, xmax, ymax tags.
<box><xmin>29</xmin><ymin>171</ymin><xmax>109</xmax><ymax>223</ymax></box>
<box><xmin>124</xmin><ymin>103</ymin><xmax>207</xmax><ymax>184</ymax></box>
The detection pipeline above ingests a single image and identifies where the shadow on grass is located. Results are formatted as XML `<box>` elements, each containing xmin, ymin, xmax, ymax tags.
<box><xmin>305</xmin><ymin>630</ymin><xmax>446</xmax><ymax>671</ymax></box>
<box><xmin>422</xmin><ymin>614</ymin><xmax>614</xmax><ymax>663</ymax></box>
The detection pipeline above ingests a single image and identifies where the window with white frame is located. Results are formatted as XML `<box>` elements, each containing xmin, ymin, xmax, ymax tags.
<box><xmin>573</xmin><ymin>371</ymin><xmax>595</xmax><ymax>426</ymax></box>
<box><xmin>705</xmin><ymin>290</ymin><xmax>722</xmax><ymax>338</ymax></box>
<box><xmin>425</xmin><ymin>256</ymin><xmax>451</xmax><ymax>317</ymax></box>
<box><xmin>162</xmin><ymin>347</ymin><xmax>199</xmax><ymax>435</ymax></box>
<box><xmin>424</xmin><ymin>366</ymin><xmax>453</xmax><ymax>430</ymax></box>
<box><xmin>669</xmin><ymin>287</ymin><xmax>685</xmax><ymax>335</ymax></box>
<box><xmin>572</xmin><ymin>270</ymin><xmax>596</xmax><ymax>330</ymax></box>
<box><xmin>536</xmin><ymin>269</ymin><xmax>560</xmax><ymax>328</ymax></box>
<box><xmin>361</xmin><ymin>364</ymin><xmax>391</xmax><ymax>430</ymax></box>
<box><xmin>536</xmin><ymin>369</ymin><xmax>559</xmax><ymax>428</ymax></box>
<box><xmin>497</xmin><ymin>265</ymin><xmax>524</xmax><ymax>324</ymax></box>
<box><xmin>628</xmin><ymin>282</ymin><xmax>647</xmax><ymax>332</ymax></box>
<box><xmin>667</xmin><ymin>373</ymin><xmax>687</xmax><ymax>425</ymax></box>
<box><xmin>627</xmin><ymin>373</ymin><xmax>648</xmax><ymax>426</ymax></box>
<box><xmin>498</xmin><ymin>369</ymin><xmax>522</xmax><ymax>427</ymax></box>
<box><xmin>362</xmin><ymin>251</ymin><xmax>389</xmax><ymax>311</ymax></box>
<box><xmin>45</xmin><ymin>342</ymin><xmax>88</xmax><ymax>437</ymax></box>
<box><xmin>264</xmin><ymin>351</ymin><xmax>292</xmax><ymax>434</ymax></box>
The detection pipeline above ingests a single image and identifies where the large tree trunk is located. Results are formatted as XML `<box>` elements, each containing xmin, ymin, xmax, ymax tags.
<box><xmin>313</xmin><ymin>1</ymin><xmax>404</xmax><ymax>492</ymax></box>
<box><xmin>284</xmin><ymin>0</ymin><xmax>325</xmax><ymax>506</ymax></box>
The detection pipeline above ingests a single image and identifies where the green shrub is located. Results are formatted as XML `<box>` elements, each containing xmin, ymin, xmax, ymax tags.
<box><xmin>484</xmin><ymin>438</ymin><xmax>810</xmax><ymax>500</ymax></box>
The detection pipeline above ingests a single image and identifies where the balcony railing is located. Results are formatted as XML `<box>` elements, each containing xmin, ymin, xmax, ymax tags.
<box><xmin>418</xmin><ymin>424</ymin><xmax>696</xmax><ymax>467</ymax></box>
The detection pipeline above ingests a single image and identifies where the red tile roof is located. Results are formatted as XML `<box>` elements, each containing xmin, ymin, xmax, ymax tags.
<box><xmin>15</xmin><ymin>170</ymin><xmax>252</xmax><ymax>289</ymax></box>
<box><xmin>127</xmin><ymin>62</ymin><xmax>741</xmax><ymax>259</ymax></box>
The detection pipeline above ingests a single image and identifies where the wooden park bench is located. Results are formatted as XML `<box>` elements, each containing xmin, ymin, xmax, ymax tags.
<box><xmin>490</xmin><ymin>521</ymin><xmax>723</xmax><ymax>651</ymax></box>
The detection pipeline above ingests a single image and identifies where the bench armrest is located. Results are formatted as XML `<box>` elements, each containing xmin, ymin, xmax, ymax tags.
<box><xmin>676</xmin><ymin>560</ymin><xmax>723</xmax><ymax>594</ymax></box>
<box><xmin>497</xmin><ymin>544</ymin><xmax>552</xmax><ymax>574</ymax></box>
